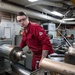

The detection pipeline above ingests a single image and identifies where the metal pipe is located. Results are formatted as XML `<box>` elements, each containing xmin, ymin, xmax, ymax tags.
<box><xmin>11</xmin><ymin>63</ymin><xmax>30</xmax><ymax>75</ymax></box>
<box><xmin>56</xmin><ymin>9</ymin><xmax>72</xmax><ymax>47</ymax></box>
<box><xmin>58</xmin><ymin>31</ymin><xmax>72</xmax><ymax>47</ymax></box>
<box><xmin>40</xmin><ymin>58</ymin><xmax>75</xmax><ymax>75</ymax></box>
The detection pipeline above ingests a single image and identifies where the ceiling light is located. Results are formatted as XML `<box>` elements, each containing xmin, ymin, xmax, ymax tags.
<box><xmin>62</xmin><ymin>18</ymin><xmax>75</xmax><ymax>21</ymax></box>
<box><xmin>28</xmin><ymin>0</ymin><xmax>38</xmax><ymax>2</ymax></box>
<box><xmin>51</xmin><ymin>11</ymin><xmax>63</xmax><ymax>17</ymax></box>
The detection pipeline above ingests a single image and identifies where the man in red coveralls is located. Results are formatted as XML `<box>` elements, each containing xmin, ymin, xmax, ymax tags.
<box><xmin>16</xmin><ymin>12</ymin><xmax>54</xmax><ymax>71</ymax></box>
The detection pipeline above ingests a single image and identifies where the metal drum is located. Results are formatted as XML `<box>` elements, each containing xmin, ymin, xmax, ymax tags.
<box><xmin>0</xmin><ymin>44</ymin><xmax>24</xmax><ymax>62</ymax></box>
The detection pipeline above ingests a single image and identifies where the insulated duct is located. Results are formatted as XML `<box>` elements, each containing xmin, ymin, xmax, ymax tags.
<box><xmin>0</xmin><ymin>2</ymin><xmax>75</xmax><ymax>24</ymax></box>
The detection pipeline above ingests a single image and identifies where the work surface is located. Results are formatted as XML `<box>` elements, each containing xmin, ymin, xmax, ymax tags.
<box><xmin>30</xmin><ymin>68</ymin><xmax>52</xmax><ymax>75</ymax></box>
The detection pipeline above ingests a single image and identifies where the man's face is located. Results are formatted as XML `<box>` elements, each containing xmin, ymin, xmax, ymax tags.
<box><xmin>17</xmin><ymin>15</ymin><xmax>28</xmax><ymax>28</ymax></box>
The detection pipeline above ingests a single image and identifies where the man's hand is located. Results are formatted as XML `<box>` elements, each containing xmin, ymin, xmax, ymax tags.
<box><xmin>39</xmin><ymin>58</ymin><xmax>44</xmax><ymax>67</ymax></box>
<box><xmin>39</xmin><ymin>50</ymin><xmax>48</xmax><ymax>67</ymax></box>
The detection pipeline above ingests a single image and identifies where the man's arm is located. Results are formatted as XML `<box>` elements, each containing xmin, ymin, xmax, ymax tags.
<box><xmin>39</xmin><ymin>50</ymin><xmax>48</xmax><ymax>67</ymax></box>
<box><xmin>42</xmin><ymin>50</ymin><xmax>48</xmax><ymax>58</ymax></box>
<box><xmin>34</xmin><ymin>25</ymin><xmax>54</xmax><ymax>66</ymax></box>
<box><xmin>19</xmin><ymin>34</ymin><xmax>27</xmax><ymax>48</ymax></box>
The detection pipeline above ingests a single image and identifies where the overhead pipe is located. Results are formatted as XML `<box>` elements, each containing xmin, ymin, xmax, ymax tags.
<box><xmin>40</xmin><ymin>58</ymin><xmax>75</xmax><ymax>75</ymax></box>
<box><xmin>26</xmin><ymin>6</ymin><xmax>64</xmax><ymax>17</ymax></box>
<box><xmin>0</xmin><ymin>2</ymin><xmax>64</xmax><ymax>23</ymax></box>
<box><xmin>0</xmin><ymin>2</ymin><xmax>75</xmax><ymax>24</ymax></box>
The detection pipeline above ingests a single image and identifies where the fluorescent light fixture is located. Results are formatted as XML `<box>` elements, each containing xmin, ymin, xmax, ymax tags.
<box><xmin>62</xmin><ymin>18</ymin><xmax>75</xmax><ymax>21</ymax></box>
<box><xmin>28</xmin><ymin>0</ymin><xmax>38</xmax><ymax>2</ymax></box>
<box><xmin>51</xmin><ymin>11</ymin><xmax>63</xmax><ymax>17</ymax></box>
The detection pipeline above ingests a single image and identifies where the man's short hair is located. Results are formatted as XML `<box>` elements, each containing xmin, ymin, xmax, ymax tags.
<box><xmin>17</xmin><ymin>12</ymin><xmax>27</xmax><ymax>16</ymax></box>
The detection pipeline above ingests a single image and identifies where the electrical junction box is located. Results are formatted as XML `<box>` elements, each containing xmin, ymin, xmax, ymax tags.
<box><xmin>41</xmin><ymin>23</ymin><xmax>56</xmax><ymax>39</ymax></box>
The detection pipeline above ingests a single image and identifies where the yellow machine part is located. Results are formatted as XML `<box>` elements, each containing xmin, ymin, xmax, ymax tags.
<box><xmin>71</xmin><ymin>0</ymin><xmax>75</xmax><ymax>4</ymax></box>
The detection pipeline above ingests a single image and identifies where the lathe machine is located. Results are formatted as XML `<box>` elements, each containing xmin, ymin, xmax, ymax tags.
<box><xmin>0</xmin><ymin>44</ymin><xmax>75</xmax><ymax>75</ymax></box>
<box><xmin>0</xmin><ymin>44</ymin><xmax>31</xmax><ymax>75</ymax></box>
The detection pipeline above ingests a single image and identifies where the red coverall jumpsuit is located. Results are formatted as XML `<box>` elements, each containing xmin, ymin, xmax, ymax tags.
<box><xmin>19</xmin><ymin>22</ymin><xmax>54</xmax><ymax>71</ymax></box>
